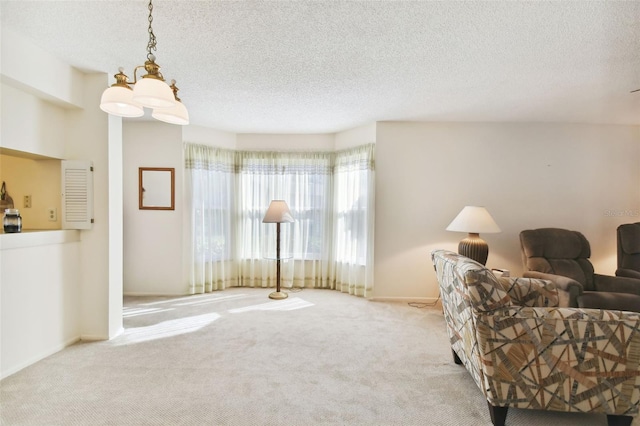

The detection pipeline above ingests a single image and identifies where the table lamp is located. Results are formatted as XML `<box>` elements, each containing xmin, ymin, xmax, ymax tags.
<box><xmin>262</xmin><ymin>200</ymin><xmax>294</xmax><ymax>299</ymax></box>
<box><xmin>446</xmin><ymin>206</ymin><xmax>501</xmax><ymax>265</ymax></box>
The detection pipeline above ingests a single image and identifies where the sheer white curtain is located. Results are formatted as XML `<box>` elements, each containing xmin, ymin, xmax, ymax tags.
<box><xmin>185</xmin><ymin>143</ymin><xmax>237</xmax><ymax>293</ymax></box>
<box><xmin>184</xmin><ymin>143</ymin><xmax>375</xmax><ymax>297</ymax></box>
<box><xmin>235</xmin><ymin>151</ymin><xmax>333</xmax><ymax>289</ymax></box>
<box><xmin>330</xmin><ymin>144</ymin><xmax>375</xmax><ymax>297</ymax></box>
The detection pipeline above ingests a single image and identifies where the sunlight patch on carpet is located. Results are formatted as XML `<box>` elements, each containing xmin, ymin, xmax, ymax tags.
<box><xmin>123</xmin><ymin>307</ymin><xmax>175</xmax><ymax>318</ymax></box>
<box><xmin>173</xmin><ymin>294</ymin><xmax>250</xmax><ymax>307</ymax></box>
<box><xmin>228</xmin><ymin>297</ymin><xmax>314</xmax><ymax>313</ymax></box>
<box><xmin>113</xmin><ymin>313</ymin><xmax>221</xmax><ymax>345</ymax></box>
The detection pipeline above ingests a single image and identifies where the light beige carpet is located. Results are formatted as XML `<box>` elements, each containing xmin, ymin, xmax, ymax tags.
<box><xmin>1</xmin><ymin>288</ymin><xmax>637</xmax><ymax>426</ymax></box>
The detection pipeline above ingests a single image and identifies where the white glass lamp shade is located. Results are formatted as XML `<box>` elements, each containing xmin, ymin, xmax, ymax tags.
<box><xmin>132</xmin><ymin>77</ymin><xmax>176</xmax><ymax>109</ymax></box>
<box><xmin>446</xmin><ymin>206</ymin><xmax>501</xmax><ymax>234</ymax></box>
<box><xmin>152</xmin><ymin>100</ymin><xmax>189</xmax><ymax>125</ymax></box>
<box><xmin>99</xmin><ymin>86</ymin><xmax>144</xmax><ymax>117</ymax></box>
<box><xmin>262</xmin><ymin>200</ymin><xmax>294</xmax><ymax>223</ymax></box>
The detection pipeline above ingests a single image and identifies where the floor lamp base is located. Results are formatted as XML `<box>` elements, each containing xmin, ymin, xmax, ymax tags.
<box><xmin>269</xmin><ymin>291</ymin><xmax>288</xmax><ymax>300</ymax></box>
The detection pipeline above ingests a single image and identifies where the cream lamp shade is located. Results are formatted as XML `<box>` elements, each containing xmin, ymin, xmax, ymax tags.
<box><xmin>132</xmin><ymin>77</ymin><xmax>176</xmax><ymax>109</ymax></box>
<box><xmin>262</xmin><ymin>200</ymin><xmax>294</xmax><ymax>223</ymax></box>
<box><xmin>99</xmin><ymin>86</ymin><xmax>144</xmax><ymax>117</ymax></box>
<box><xmin>152</xmin><ymin>100</ymin><xmax>190</xmax><ymax>125</ymax></box>
<box><xmin>446</xmin><ymin>206</ymin><xmax>501</xmax><ymax>234</ymax></box>
<box><xmin>446</xmin><ymin>206</ymin><xmax>501</xmax><ymax>265</ymax></box>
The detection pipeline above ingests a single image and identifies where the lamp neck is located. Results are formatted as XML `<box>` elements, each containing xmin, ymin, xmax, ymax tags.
<box><xmin>142</xmin><ymin>59</ymin><xmax>164</xmax><ymax>80</ymax></box>
<box><xmin>111</xmin><ymin>69</ymin><xmax>131</xmax><ymax>88</ymax></box>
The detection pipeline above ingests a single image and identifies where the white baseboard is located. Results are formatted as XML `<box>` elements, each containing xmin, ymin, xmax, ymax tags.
<box><xmin>371</xmin><ymin>296</ymin><xmax>439</xmax><ymax>303</ymax></box>
<box><xmin>123</xmin><ymin>292</ymin><xmax>186</xmax><ymax>297</ymax></box>
<box><xmin>1</xmin><ymin>336</ymin><xmax>80</xmax><ymax>380</ymax></box>
<box><xmin>79</xmin><ymin>334</ymin><xmax>109</xmax><ymax>341</ymax></box>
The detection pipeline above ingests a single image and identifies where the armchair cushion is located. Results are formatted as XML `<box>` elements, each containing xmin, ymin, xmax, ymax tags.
<box><xmin>520</xmin><ymin>228</ymin><xmax>596</xmax><ymax>291</ymax></box>
<box><xmin>617</xmin><ymin>223</ymin><xmax>640</xmax><ymax>280</ymax></box>
<box><xmin>617</xmin><ymin>269</ymin><xmax>640</xmax><ymax>280</ymax></box>
<box><xmin>595</xmin><ymin>273</ymin><xmax>640</xmax><ymax>296</ymax></box>
<box><xmin>578</xmin><ymin>291</ymin><xmax>640</xmax><ymax>312</ymax></box>
<box><xmin>620</xmin><ymin>223</ymin><xmax>640</xmax><ymax>254</ymax></box>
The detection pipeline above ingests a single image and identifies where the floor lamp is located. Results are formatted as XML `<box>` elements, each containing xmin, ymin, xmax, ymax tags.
<box><xmin>446</xmin><ymin>206</ymin><xmax>501</xmax><ymax>265</ymax></box>
<box><xmin>262</xmin><ymin>200</ymin><xmax>294</xmax><ymax>300</ymax></box>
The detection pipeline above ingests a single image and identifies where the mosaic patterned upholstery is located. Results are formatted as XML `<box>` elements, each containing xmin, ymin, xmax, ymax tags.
<box><xmin>431</xmin><ymin>249</ymin><xmax>640</xmax><ymax>425</ymax></box>
<box><xmin>496</xmin><ymin>276</ymin><xmax>559</xmax><ymax>307</ymax></box>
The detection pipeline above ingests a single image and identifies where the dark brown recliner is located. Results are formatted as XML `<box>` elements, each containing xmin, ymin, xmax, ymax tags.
<box><xmin>617</xmin><ymin>223</ymin><xmax>640</xmax><ymax>280</ymax></box>
<box><xmin>520</xmin><ymin>228</ymin><xmax>640</xmax><ymax>312</ymax></box>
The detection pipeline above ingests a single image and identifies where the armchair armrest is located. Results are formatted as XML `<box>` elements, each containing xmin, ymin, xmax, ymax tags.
<box><xmin>522</xmin><ymin>271</ymin><xmax>583</xmax><ymax>307</ymax></box>
<box><xmin>475</xmin><ymin>306</ymin><xmax>640</xmax><ymax>414</ymax></box>
<box><xmin>578</xmin><ymin>291</ymin><xmax>640</xmax><ymax>312</ymax></box>
<box><xmin>615</xmin><ymin>268</ymin><xmax>640</xmax><ymax>281</ymax></box>
<box><xmin>595</xmin><ymin>273</ymin><xmax>640</xmax><ymax>296</ymax></box>
<box><xmin>497</xmin><ymin>277</ymin><xmax>558</xmax><ymax>307</ymax></box>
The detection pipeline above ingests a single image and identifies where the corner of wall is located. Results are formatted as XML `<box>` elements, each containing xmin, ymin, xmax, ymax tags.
<box><xmin>334</xmin><ymin>122</ymin><xmax>377</xmax><ymax>150</ymax></box>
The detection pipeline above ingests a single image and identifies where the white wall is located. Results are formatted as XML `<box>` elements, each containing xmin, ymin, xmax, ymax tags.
<box><xmin>0</xmin><ymin>27</ymin><xmax>84</xmax><ymax>108</ymax></box>
<box><xmin>64</xmin><ymin>73</ymin><xmax>120</xmax><ymax>340</ymax></box>
<box><xmin>1</xmin><ymin>232</ymin><xmax>80</xmax><ymax>379</ymax></box>
<box><xmin>374</xmin><ymin>122</ymin><xmax>640</xmax><ymax>300</ymax></box>
<box><xmin>334</xmin><ymin>123</ymin><xmax>376</xmax><ymax>150</ymax></box>
<box><xmin>1</xmin><ymin>83</ymin><xmax>68</xmax><ymax>158</ymax></box>
<box><xmin>236</xmin><ymin>133</ymin><xmax>335</xmax><ymax>151</ymax></box>
<box><xmin>123</xmin><ymin>121</ymin><xmax>184</xmax><ymax>295</ymax></box>
<box><xmin>183</xmin><ymin>125</ymin><xmax>237</xmax><ymax>149</ymax></box>
<box><xmin>0</xmin><ymin>28</ymin><xmax>115</xmax><ymax>377</ymax></box>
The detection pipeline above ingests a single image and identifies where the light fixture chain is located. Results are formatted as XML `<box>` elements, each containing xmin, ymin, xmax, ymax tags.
<box><xmin>146</xmin><ymin>0</ymin><xmax>157</xmax><ymax>61</ymax></box>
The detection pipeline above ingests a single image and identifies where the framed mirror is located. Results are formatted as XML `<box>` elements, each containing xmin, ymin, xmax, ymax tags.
<box><xmin>139</xmin><ymin>167</ymin><xmax>175</xmax><ymax>210</ymax></box>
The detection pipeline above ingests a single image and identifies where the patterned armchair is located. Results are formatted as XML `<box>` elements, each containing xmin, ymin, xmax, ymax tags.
<box><xmin>431</xmin><ymin>249</ymin><xmax>640</xmax><ymax>426</ymax></box>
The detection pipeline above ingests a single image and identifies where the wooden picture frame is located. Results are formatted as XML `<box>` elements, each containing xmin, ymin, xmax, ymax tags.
<box><xmin>139</xmin><ymin>167</ymin><xmax>175</xmax><ymax>210</ymax></box>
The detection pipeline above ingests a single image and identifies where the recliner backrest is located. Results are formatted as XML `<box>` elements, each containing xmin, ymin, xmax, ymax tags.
<box><xmin>520</xmin><ymin>228</ymin><xmax>595</xmax><ymax>291</ymax></box>
<box><xmin>618</xmin><ymin>222</ymin><xmax>640</xmax><ymax>272</ymax></box>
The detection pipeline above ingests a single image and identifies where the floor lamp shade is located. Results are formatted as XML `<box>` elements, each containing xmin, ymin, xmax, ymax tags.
<box><xmin>446</xmin><ymin>206</ymin><xmax>501</xmax><ymax>265</ymax></box>
<box><xmin>262</xmin><ymin>200</ymin><xmax>294</xmax><ymax>224</ymax></box>
<box><xmin>262</xmin><ymin>200</ymin><xmax>294</xmax><ymax>300</ymax></box>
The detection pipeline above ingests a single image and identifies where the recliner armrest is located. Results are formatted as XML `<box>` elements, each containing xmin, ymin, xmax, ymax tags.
<box><xmin>522</xmin><ymin>271</ymin><xmax>583</xmax><ymax>307</ymax></box>
<box><xmin>615</xmin><ymin>268</ymin><xmax>640</xmax><ymax>280</ymax></box>
<box><xmin>595</xmin><ymin>273</ymin><xmax>640</xmax><ymax>296</ymax></box>
<box><xmin>578</xmin><ymin>291</ymin><xmax>640</xmax><ymax>312</ymax></box>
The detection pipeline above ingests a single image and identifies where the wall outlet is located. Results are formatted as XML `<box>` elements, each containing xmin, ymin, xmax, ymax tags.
<box><xmin>24</xmin><ymin>195</ymin><xmax>32</xmax><ymax>208</ymax></box>
<box><xmin>47</xmin><ymin>208</ymin><xmax>57</xmax><ymax>222</ymax></box>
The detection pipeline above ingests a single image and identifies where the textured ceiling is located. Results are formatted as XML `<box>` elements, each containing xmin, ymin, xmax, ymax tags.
<box><xmin>1</xmin><ymin>1</ymin><xmax>639</xmax><ymax>133</ymax></box>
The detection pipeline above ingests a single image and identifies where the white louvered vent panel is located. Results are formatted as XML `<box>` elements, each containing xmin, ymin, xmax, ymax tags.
<box><xmin>62</xmin><ymin>160</ymin><xmax>93</xmax><ymax>229</ymax></box>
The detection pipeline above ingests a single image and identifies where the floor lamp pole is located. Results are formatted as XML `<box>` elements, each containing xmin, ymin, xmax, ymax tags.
<box><xmin>270</xmin><ymin>222</ymin><xmax>287</xmax><ymax>299</ymax></box>
<box><xmin>263</xmin><ymin>200</ymin><xmax>293</xmax><ymax>300</ymax></box>
<box><xmin>276</xmin><ymin>222</ymin><xmax>281</xmax><ymax>292</ymax></box>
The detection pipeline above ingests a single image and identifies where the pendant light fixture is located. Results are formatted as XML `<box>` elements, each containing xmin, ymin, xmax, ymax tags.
<box><xmin>99</xmin><ymin>0</ymin><xmax>189</xmax><ymax>125</ymax></box>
